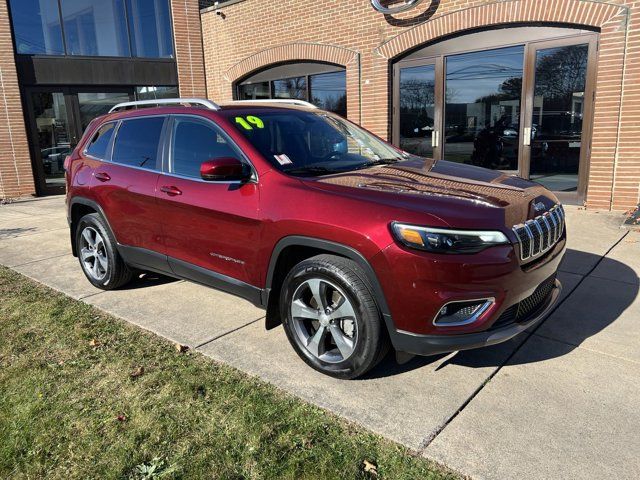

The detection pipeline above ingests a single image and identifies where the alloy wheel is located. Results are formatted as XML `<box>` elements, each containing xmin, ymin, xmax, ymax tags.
<box><xmin>290</xmin><ymin>278</ymin><xmax>358</xmax><ymax>363</ymax></box>
<box><xmin>79</xmin><ymin>226</ymin><xmax>108</xmax><ymax>281</ymax></box>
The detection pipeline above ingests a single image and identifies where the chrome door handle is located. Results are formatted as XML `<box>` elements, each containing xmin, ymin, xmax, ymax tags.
<box><xmin>160</xmin><ymin>185</ymin><xmax>182</xmax><ymax>196</ymax></box>
<box><xmin>431</xmin><ymin>130</ymin><xmax>439</xmax><ymax>148</ymax></box>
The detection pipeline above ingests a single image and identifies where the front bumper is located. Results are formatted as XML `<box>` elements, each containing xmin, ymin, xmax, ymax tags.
<box><xmin>388</xmin><ymin>279</ymin><xmax>561</xmax><ymax>356</ymax></box>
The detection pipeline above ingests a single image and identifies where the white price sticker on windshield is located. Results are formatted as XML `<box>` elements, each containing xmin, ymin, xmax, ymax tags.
<box><xmin>274</xmin><ymin>154</ymin><xmax>293</xmax><ymax>165</ymax></box>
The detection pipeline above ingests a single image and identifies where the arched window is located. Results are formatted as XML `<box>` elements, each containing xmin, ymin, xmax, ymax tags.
<box><xmin>235</xmin><ymin>62</ymin><xmax>346</xmax><ymax>116</ymax></box>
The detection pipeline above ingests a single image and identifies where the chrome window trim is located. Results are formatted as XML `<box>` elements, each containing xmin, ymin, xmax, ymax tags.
<box><xmin>166</xmin><ymin>113</ymin><xmax>258</xmax><ymax>184</ymax></box>
<box><xmin>432</xmin><ymin>297</ymin><xmax>496</xmax><ymax>327</ymax></box>
<box><xmin>106</xmin><ymin>114</ymin><xmax>167</xmax><ymax>172</ymax></box>
<box><xmin>82</xmin><ymin>121</ymin><xmax>119</xmax><ymax>161</ymax></box>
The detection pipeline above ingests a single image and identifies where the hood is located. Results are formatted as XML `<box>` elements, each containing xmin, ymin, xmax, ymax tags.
<box><xmin>306</xmin><ymin>158</ymin><xmax>559</xmax><ymax>228</ymax></box>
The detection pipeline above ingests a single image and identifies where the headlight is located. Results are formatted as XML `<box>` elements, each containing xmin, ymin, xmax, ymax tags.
<box><xmin>391</xmin><ymin>222</ymin><xmax>509</xmax><ymax>254</ymax></box>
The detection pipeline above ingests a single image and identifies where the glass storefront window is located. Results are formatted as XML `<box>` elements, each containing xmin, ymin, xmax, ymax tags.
<box><xmin>61</xmin><ymin>0</ymin><xmax>130</xmax><ymax>56</ymax></box>
<box><xmin>126</xmin><ymin>0</ymin><xmax>174</xmax><ymax>58</ymax></box>
<box><xmin>135</xmin><ymin>86</ymin><xmax>179</xmax><ymax>100</ymax></box>
<box><xmin>444</xmin><ymin>45</ymin><xmax>524</xmax><ymax>169</ymax></box>
<box><xmin>9</xmin><ymin>0</ymin><xmax>65</xmax><ymax>55</ymax></box>
<box><xmin>236</xmin><ymin>66</ymin><xmax>347</xmax><ymax>115</ymax></box>
<box><xmin>11</xmin><ymin>0</ymin><xmax>173</xmax><ymax>58</ymax></box>
<box><xmin>237</xmin><ymin>82</ymin><xmax>270</xmax><ymax>100</ymax></box>
<box><xmin>310</xmin><ymin>71</ymin><xmax>347</xmax><ymax>117</ymax></box>
<box><xmin>77</xmin><ymin>92</ymin><xmax>133</xmax><ymax>130</ymax></box>
<box><xmin>273</xmin><ymin>77</ymin><xmax>307</xmax><ymax>100</ymax></box>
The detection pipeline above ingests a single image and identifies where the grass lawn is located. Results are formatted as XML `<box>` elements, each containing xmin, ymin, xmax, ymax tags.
<box><xmin>0</xmin><ymin>267</ymin><xmax>457</xmax><ymax>480</ymax></box>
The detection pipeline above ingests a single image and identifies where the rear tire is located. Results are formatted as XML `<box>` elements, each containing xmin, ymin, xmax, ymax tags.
<box><xmin>280</xmin><ymin>254</ymin><xmax>389</xmax><ymax>379</ymax></box>
<box><xmin>76</xmin><ymin>213</ymin><xmax>132</xmax><ymax>290</ymax></box>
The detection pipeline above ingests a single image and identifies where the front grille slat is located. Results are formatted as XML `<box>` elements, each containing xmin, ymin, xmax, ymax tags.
<box><xmin>513</xmin><ymin>205</ymin><xmax>565</xmax><ymax>262</ymax></box>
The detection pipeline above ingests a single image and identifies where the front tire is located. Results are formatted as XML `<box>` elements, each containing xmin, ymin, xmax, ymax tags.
<box><xmin>280</xmin><ymin>254</ymin><xmax>388</xmax><ymax>379</ymax></box>
<box><xmin>76</xmin><ymin>213</ymin><xmax>132</xmax><ymax>290</ymax></box>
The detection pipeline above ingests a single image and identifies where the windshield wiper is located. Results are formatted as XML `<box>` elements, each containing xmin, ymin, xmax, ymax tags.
<box><xmin>352</xmin><ymin>158</ymin><xmax>401</xmax><ymax>170</ymax></box>
<box><xmin>283</xmin><ymin>166</ymin><xmax>339</xmax><ymax>176</ymax></box>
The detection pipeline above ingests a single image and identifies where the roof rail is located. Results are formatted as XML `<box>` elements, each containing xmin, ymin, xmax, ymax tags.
<box><xmin>229</xmin><ymin>99</ymin><xmax>318</xmax><ymax>109</ymax></box>
<box><xmin>109</xmin><ymin>97</ymin><xmax>220</xmax><ymax>113</ymax></box>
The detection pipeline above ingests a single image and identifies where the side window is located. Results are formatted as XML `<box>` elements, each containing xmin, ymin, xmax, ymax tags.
<box><xmin>112</xmin><ymin>116</ymin><xmax>165</xmax><ymax>169</ymax></box>
<box><xmin>171</xmin><ymin>117</ymin><xmax>239</xmax><ymax>178</ymax></box>
<box><xmin>85</xmin><ymin>123</ymin><xmax>116</xmax><ymax>159</ymax></box>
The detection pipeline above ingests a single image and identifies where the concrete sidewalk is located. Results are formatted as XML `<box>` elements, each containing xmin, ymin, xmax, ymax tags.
<box><xmin>1</xmin><ymin>196</ymin><xmax>638</xmax><ymax>479</ymax></box>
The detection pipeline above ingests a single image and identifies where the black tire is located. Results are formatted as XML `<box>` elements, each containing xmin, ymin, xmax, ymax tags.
<box><xmin>75</xmin><ymin>213</ymin><xmax>133</xmax><ymax>290</ymax></box>
<box><xmin>280</xmin><ymin>254</ymin><xmax>389</xmax><ymax>379</ymax></box>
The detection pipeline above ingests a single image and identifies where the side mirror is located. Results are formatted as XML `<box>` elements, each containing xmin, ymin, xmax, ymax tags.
<box><xmin>200</xmin><ymin>157</ymin><xmax>251</xmax><ymax>182</ymax></box>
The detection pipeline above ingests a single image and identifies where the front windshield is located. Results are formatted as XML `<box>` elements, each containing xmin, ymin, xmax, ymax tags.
<box><xmin>223</xmin><ymin>109</ymin><xmax>407</xmax><ymax>175</ymax></box>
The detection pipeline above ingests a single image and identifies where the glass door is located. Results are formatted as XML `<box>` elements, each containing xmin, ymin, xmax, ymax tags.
<box><xmin>443</xmin><ymin>45</ymin><xmax>524</xmax><ymax>172</ymax></box>
<box><xmin>25</xmin><ymin>90</ymin><xmax>76</xmax><ymax>195</ymax></box>
<box><xmin>521</xmin><ymin>36</ymin><xmax>597</xmax><ymax>197</ymax></box>
<box><xmin>393</xmin><ymin>58</ymin><xmax>442</xmax><ymax>159</ymax></box>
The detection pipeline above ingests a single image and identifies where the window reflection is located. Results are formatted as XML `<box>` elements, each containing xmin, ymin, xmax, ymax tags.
<box><xmin>399</xmin><ymin>64</ymin><xmax>436</xmax><ymax>158</ymax></box>
<box><xmin>444</xmin><ymin>45</ymin><xmax>524</xmax><ymax>169</ymax></box>
<box><xmin>61</xmin><ymin>0</ymin><xmax>130</xmax><ymax>56</ymax></box>
<box><xmin>10</xmin><ymin>0</ymin><xmax>173</xmax><ymax>58</ymax></box>
<box><xmin>310</xmin><ymin>71</ymin><xmax>347</xmax><ymax>117</ymax></box>
<box><xmin>126</xmin><ymin>0</ymin><xmax>173</xmax><ymax>58</ymax></box>
<box><xmin>236</xmin><ymin>67</ymin><xmax>347</xmax><ymax>116</ymax></box>
<box><xmin>9</xmin><ymin>0</ymin><xmax>65</xmax><ymax>55</ymax></box>
<box><xmin>273</xmin><ymin>77</ymin><xmax>307</xmax><ymax>100</ymax></box>
<box><xmin>530</xmin><ymin>44</ymin><xmax>588</xmax><ymax>192</ymax></box>
<box><xmin>238</xmin><ymin>82</ymin><xmax>270</xmax><ymax>100</ymax></box>
<box><xmin>78</xmin><ymin>92</ymin><xmax>133</xmax><ymax>130</ymax></box>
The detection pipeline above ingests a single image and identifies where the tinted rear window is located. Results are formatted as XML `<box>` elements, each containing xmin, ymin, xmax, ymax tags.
<box><xmin>112</xmin><ymin>117</ymin><xmax>165</xmax><ymax>169</ymax></box>
<box><xmin>85</xmin><ymin>122</ymin><xmax>115</xmax><ymax>159</ymax></box>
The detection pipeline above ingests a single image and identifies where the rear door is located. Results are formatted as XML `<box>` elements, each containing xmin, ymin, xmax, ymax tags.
<box><xmin>90</xmin><ymin>115</ymin><xmax>168</xmax><ymax>270</ymax></box>
<box><xmin>156</xmin><ymin>114</ymin><xmax>261</xmax><ymax>287</ymax></box>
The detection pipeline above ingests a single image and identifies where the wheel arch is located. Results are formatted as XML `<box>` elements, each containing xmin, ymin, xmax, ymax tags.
<box><xmin>264</xmin><ymin>236</ymin><xmax>393</xmax><ymax>332</ymax></box>
<box><xmin>68</xmin><ymin>197</ymin><xmax>117</xmax><ymax>257</ymax></box>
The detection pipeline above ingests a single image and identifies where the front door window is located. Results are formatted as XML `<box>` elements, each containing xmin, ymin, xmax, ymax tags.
<box><xmin>528</xmin><ymin>44</ymin><xmax>589</xmax><ymax>192</ymax></box>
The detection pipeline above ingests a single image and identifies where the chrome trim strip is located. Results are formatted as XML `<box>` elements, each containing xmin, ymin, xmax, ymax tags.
<box><xmin>524</xmin><ymin>223</ymin><xmax>534</xmax><ymax>258</ymax></box>
<box><xmin>432</xmin><ymin>297</ymin><xmax>495</xmax><ymax>327</ymax></box>
<box><xmin>512</xmin><ymin>205</ymin><xmax>565</xmax><ymax>262</ymax></box>
<box><xmin>542</xmin><ymin>214</ymin><xmax>552</xmax><ymax>248</ymax></box>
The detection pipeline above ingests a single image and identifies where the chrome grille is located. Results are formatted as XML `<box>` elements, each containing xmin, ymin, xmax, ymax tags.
<box><xmin>513</xmin><ymin>205</ymin><xmax>565</xmax><ymax>261</ymax></box>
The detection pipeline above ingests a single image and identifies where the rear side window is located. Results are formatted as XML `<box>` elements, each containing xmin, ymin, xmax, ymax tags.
<box><xmin>112</xmin><ymin>116</ymin><xmax>165</xmax><ymax>169</ymax></box>
<box><xmin>171</xmin><ymin>117</ymin><xmax>239</xmax><ymax>178</ymax></box>
<box><xmin>85</xmin><ymin>123</ymin><xmax>115</xmax><ymax>159</ymax></box>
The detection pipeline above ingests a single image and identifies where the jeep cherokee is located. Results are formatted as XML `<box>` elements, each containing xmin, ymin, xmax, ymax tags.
<box><xmin>66</xmin><ymin>98</ymin><xmax>565</xmax><ymax>379</ymax></box>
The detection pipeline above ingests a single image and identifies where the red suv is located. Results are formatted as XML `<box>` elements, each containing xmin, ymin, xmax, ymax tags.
<box><xmin>66</xmin><ymin>98</ymin><xmax>565</xmax><ymax>379</ymax></box>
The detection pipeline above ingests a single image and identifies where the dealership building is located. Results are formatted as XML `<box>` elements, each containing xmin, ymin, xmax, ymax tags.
<box><xmin>1</xmin><ymin>0</ymin><xmax>639</xmax><ymax>211</ymax></box>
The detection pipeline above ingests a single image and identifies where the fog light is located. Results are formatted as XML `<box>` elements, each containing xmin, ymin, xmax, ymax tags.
<box><xmin>433</xmin><ymin>298</ymin><xmax>494</xmax><ymax>327</ymax></box>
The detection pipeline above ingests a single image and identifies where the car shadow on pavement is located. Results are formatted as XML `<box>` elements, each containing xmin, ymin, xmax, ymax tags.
<box><xmin>124</xmin><ymin>271</ymin><xmax>179</xmax><ymax>289</ymax></box>
<box><xmin>364</xmin><ymin>250</ymin><xmax>638</xmax><ymax>379</ymax></box>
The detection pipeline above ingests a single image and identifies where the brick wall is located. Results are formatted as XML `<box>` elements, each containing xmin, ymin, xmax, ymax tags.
<box><xmin>201</xmin><ymin>0</ymin><xmax>640</xmax><ymax>211</ymax></box>
<box><xmin>0</xmin><ymin>0</ymin><xmax>34</xmax><ymax>199</ymax></box>
<box><xmin>171</xmin><ymin>0</ymin><xmax>207</xmax><ymax>98</ymax></box>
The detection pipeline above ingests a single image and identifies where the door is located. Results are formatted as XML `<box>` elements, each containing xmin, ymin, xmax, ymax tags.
<box><xmin>25</xmin><ymin>90</ymin><xmax>77</xmax><ymax>195</ymax></box>
<box><xmin>90</xmin><ymin>115</ymin><xmax>167</xmax><ymax>262</ymax></box>
<box><xmin>393</xmin><ymin>58</ymin><xmax>442</xmax><ymax>159</ymax></box>
<box><xmin>156</xmin><ymin>115</ymin><xmax>261</xmax><ymax>286</ymax></box>
<box><xmin>521</xmin><ymin>36</ymin><xmax>597</xmax><ymax>197</ymax></box>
